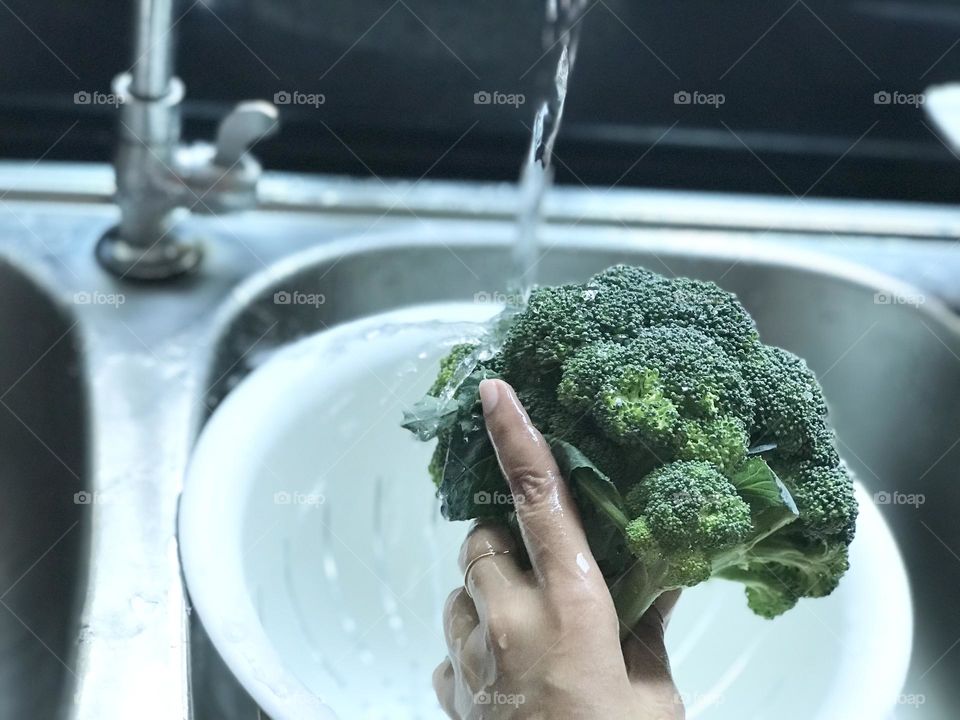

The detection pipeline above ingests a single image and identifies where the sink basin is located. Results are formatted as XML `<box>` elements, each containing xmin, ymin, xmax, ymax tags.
<box><xmin>185</xmin><ymin>227</ymin><xmax>960</xmax><ymax>718</ymax></box>
<box><xmin>2</xmin><ymin>166</ymin><xmax>958</xmax><ymax>719</ymax></box>
<box><xmin>0</xmin><ymin>257</ymin><xmax>88</xmax><ymax>719</ymax></box>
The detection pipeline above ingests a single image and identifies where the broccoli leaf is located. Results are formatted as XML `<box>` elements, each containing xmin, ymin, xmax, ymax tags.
<box><xmin>437</xmin><ymin>430</ymin><xmax>505</xmax><ymax>520</ymax></box>
<box><xmin>401</xmin><ymin>369</ymin><xmax>499</xmax><ymax>440</ymax></box>
<box><xmin>548</xmin><ymin>438</ymin><xmax>633</xmax><ymax>576</ymax></box>
<box><xmin>548</xmin><ymin>438</ymin><xmax>629</xmax><ymax>529</ymax></box>
<box><xmin>401</xmin><ymin>395</ymin><xmax>459</xmax><ymax>440</ymax></box>
<box><xmin>415</xmin><ymin>369</ymin><xmax>508</xmax><ymax>521</ymax></box>
<box><xmin>730</xmin><ymin>457</ymin><xmax>799</xmax><ymax>537</ymax></box>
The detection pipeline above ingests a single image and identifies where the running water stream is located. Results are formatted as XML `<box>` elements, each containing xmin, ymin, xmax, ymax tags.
<box><xmin>511</xmin><ymin>0</ymin><xmax>591</xmax><ymax>296</ymax></box>
<box><xmin>430</xmin><ymin>0</ymin><xmax>591</xmax><ymax>410</ymax></box>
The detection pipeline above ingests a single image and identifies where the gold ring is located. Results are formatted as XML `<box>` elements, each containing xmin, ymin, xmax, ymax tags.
<box><xmin>463</xmin><ymin>549</ymin><xmax>511</xmax><ymax>596</ymax></box>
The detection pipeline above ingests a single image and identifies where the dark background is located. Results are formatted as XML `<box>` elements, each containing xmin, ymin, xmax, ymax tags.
<box><xmin>1</xmin><ymin>0</ymin><xmax>958</xmax><ymax>202</ymax></box>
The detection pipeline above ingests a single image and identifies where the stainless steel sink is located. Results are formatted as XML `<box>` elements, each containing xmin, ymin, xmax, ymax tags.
<box><xmin>1</xmin><ymin>163</ymin><xmax>959</xmax><ymax>718</ymax></box>
<box><xmin>0</xmin><ymin>259</ymin><xmax>88</xmax><ymax>719</ymax></box>
<box><xmin>199</xmin><ymin>227</ymin><xmax>960</xmax><ymax>719</ymax></box>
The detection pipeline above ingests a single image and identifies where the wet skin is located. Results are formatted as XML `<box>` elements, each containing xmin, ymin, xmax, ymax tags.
<box><xmin>434</xmin><ymin>379</ymin><xmax>684</xmax><ymax>720</ymax></box>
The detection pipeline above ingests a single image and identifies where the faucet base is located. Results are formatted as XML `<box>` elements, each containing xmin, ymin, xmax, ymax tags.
<box><xmin>96</xmin><ymin>230</ymin><xmax>203</xmax><ymax>281</ymax></box>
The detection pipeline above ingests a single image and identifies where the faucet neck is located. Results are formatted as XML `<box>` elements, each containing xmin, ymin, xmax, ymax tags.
<box><xmin>130</xmin><ymin>0</ymin><xmax>176</xmax><ymax>100</ymax></box>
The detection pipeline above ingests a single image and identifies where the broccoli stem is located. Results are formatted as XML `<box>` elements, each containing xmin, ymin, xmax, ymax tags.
<box><xmin>609</xmin><ymin>561</ymin><xmax>672</xmax><ymax>639</ymax></box>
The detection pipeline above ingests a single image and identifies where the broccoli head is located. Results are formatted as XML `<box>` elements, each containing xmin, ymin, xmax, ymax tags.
<box><xmin>402</xmin><ymin>264</ymin><xmax>858</xmax><ymax>633</ymax></box>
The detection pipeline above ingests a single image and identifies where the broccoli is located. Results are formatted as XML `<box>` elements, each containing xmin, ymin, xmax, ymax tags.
<box><xmin>402</xmin><ymin>264</ymin><xmax>858</xmax><ymax>633</ymax></box>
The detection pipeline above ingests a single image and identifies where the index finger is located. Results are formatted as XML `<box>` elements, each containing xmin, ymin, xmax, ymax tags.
<box><xmin>478</xmin><ymin>378</ymin><xmax>603</xmax><ymax>591</ymax></box>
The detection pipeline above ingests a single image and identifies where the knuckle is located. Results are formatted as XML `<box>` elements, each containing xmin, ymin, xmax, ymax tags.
<box><xmin>483</xmin><ymin>609</ymin><xmax>517</xmax><ymax>640</ymax></box>
<box><xmin>459</xmin><ymin>521</ymin><xmax>515</xmax><ymax>571</ymax></box>
<box><xmin>577</xmin><ymin>581</ymin><xmax>615</xmax><ymax>607</ymax></box>
<box><xmin>458</xmin><ymin>535</ymin><xmax>477</xmax><ymax>572</ymax></box>
<box><xmin>550</xmin><ymin>582</ymin><xmax>614</xmax><ymax>622</ymax></box>
<box><xmin>507</xmin><ymin>467</ymin><xmax>556</xmax><ymax>505</ymax></box>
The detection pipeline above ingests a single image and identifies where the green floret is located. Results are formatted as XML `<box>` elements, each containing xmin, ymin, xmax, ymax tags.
<box><xmin>625</xmin><ymin>461</ymin><xmax>753</xmax><ymax>555</ymax></box>
<box><xmin>428</xmin><ymin>342</ymin><xmax>479</xmax><ymax>396</ymax></box>
<box><xmin>676</xmin><ymin>416</ymin><xmax>749</xmax><ymax>473</ymax></box>
<box><xmin>571</xmin><ymin>432</ymin><xmax>660</xmax><ymax>492</ymax></box>
<box><xmin>744</xmin><ymin>344</ymin><xmax>830</xmax><ymax>459</ymax></box>
<box><xmin>624</xmin><ymin>516</ymin><xmax>656</xmax><ymax>556</ymax></box>
<box><xmin>403</xmin><ymin>263</ymin><xmax>858</xmax><ymax>632</ymax></box>
<box><xmin>663</xmin><ymin>550</ymin><xmax>713</xmax><ymax>587</ymax></box>
<box><xmin>774</xmin><ymin>459</ymin><xmax>858</xmax><ymax>543</ymax></box>
<box><xmin>498</xmin><ymin>284</ymin><xmax>602</xmax><ymax>376</ymax></box>
<box><xmin>597</xmin><ymin>366</ymin><xmax>679</xmax><ymax>446</ymax></box>
<box><xmin>588</xmin><ymin>266</ymin><xmax>760</xmax><ymax>361</ymax></box>
<box><xmin>428</xmin><ymin>438</ymin><xmax>448</xmax><ymax>488</ymax></box>
<box><xmin>556</xmin><ymin>327</ymin><xmax>755</xmax><ymax>450</ymax></box>
<box><xmin>728</xmin><ymin>565</ymin><xmax>801</xmax><ymax>619</ymax></box>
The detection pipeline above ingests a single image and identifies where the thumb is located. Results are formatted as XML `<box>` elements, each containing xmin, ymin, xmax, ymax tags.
<box><xmin>622</xmin><ymin>591</ymin><xmax>684</xmax><ymax>718</ymax></box>
<box><xmin>622</xmin><ymin>590</ymin><xmax>681</xmax><ymax>684</ymax></box>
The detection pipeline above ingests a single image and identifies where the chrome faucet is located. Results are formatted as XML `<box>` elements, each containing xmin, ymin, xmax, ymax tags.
<box><xmin>97</xmin><ymin>0</ymin><xmax>279</xmax><ymax>280</ymax></box>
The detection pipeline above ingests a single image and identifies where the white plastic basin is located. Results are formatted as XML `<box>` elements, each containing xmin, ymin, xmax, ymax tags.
<box><xmin>179</xmin><ymin>303</ymin><xmax>912</xmax><ymax>720</ymax></box>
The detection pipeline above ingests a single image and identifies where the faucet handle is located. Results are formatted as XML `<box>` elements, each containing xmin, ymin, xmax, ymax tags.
<box><xmin>213</xmin><ymin>101</ymin><xmax>280</xmax><ymax>167</ymax></box>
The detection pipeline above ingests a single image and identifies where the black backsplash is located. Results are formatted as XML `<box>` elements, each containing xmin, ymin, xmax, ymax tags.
<box><xmin>1</xmin><ymin>0</ymin><xmax>958</xmax><ymax>202</ymax></box>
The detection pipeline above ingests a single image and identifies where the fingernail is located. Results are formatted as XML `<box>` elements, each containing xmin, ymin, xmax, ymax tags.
<box><xmin>478</xmin><ymin>379</ymin><xmax>500</xmax><ymax>414</ymax></box>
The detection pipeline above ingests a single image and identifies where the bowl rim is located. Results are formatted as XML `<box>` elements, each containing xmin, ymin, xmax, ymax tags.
<box><xmin>179</xmin><ymin>303</ymin><xmax>497</xmax><ymax>719</ymax></box>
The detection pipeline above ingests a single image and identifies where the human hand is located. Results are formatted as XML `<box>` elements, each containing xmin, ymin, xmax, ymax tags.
<box><xmin>433</xmin><ymin>378</ymin><xmax>684</xmax><ymax>719</ymax></box>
